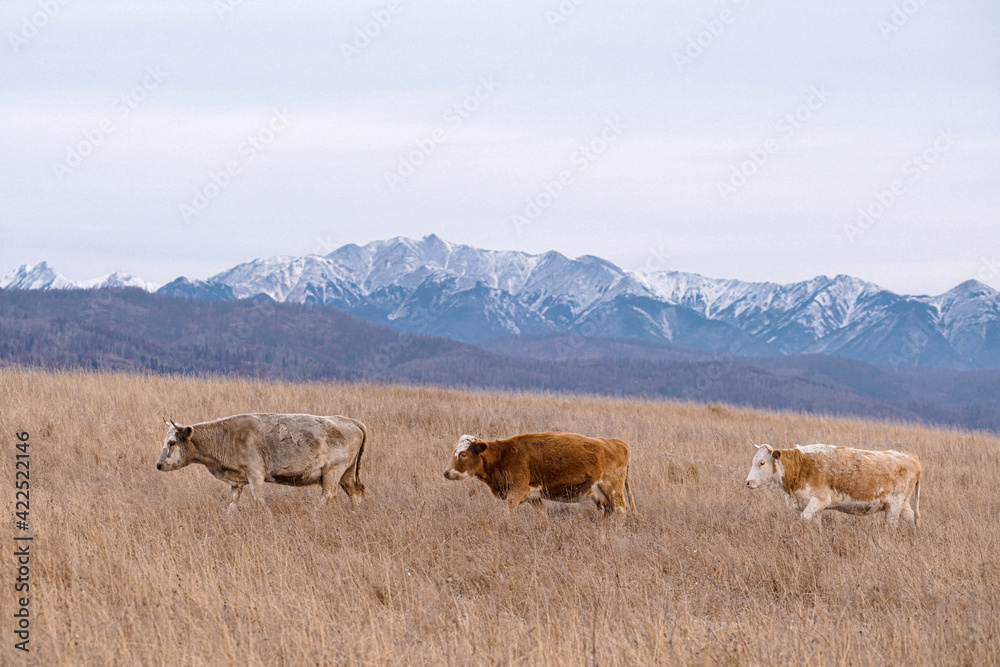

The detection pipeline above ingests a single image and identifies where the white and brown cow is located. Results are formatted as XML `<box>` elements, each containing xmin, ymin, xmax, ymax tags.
<box><xmin>443</xmin><ymin>432</ymin><xmax>638</xmax><ymax>518</ymax></box>
<box><xmin>156</xmin><ymin>413</ymin><xmax>366</xmax><ymax>510</ymax></box>
<box><xmin>745</xmin><ymin>444</ymin><xmax>921</xmax><ymax>528</ymax></box>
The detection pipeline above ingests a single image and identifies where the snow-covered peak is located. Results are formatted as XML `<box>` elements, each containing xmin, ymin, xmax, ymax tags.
<box><xmin>632</xmin><ymin>270</ymin><xmax>885</xmax><ymax>340</ymax></box>
<box><xmin>210</xmin><ymin>254</ymin><xmax>354</xmax><ymax>301</ymax></box>
<box><xmin>79</xmin><ymin>272</ymin><xmax>159</xmax><ymax>291</ymax></box>
<box><xmin>2</xmin><ymin>262</ymin><xmax>77</xmax><ymax>290</ymax></box>
<box><xmin>323</xmin><ymin>235</ymin><xmax>546</xmax><ymax>295</ymax></box>
<box><xmin>575</xmin><ymin>255</ymin><xmax>623</xmax><ymax>272</ymax></box>
<box><xmin>933</xmin><ymin>279</ymin><xmax>998</xmax><ymax>301</ymax></box>
<box><xmin>928</xmin><ymin>279</ymin><xmax>1000</xmax><ymax>328</ymax></box>
<box><xmin>2</xmin><ymin>263</ymin><xmax>157</xmax><ymax>292</ymax></box>
<box><xmin>631</xmin><ymin>270</ymin><xmax>734</xmax><ymax>311</ymax></box>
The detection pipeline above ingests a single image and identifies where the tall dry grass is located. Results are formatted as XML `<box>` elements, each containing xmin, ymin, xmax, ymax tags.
<box><xmin>0</xmin><ymin>366</ymin><xmax>998</xmax><ymax>665</ymax></box>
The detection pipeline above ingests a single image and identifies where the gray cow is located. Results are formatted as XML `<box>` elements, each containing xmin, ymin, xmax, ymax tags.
<box><xmin>156</xmin><ymin>413</ymin><xmax>367</xmax><ymax>510</ymax></box>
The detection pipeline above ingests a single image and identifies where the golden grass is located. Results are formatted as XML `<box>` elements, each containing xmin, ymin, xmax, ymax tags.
<box><xmin>1</xmin><ymin>366</ymin><xmax>998</xmax><ymax>665</ymax></box>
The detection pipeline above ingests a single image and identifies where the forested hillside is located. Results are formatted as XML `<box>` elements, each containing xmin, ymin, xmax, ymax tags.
<box><xmin>4</xmin><ymin>288</ymin><xmax>1000</xmax><ymax>431</ymax></box>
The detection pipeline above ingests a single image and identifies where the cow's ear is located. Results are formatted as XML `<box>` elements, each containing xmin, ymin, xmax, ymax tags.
<box><xmin>471</xmin><ymin>440</ymin><xmax>486</xmax><ymax>455</ymax></box>
<box><xmin>772</xmin><ymin>449</ymin><xmax>781</xmax><ymax>460</ymax></box>
<box><xmin>178</xmin><ymin>426</ymin><xmax>194</xmax><ymax>440</ymax></box>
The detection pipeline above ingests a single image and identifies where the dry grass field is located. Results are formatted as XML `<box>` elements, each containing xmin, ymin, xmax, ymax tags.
<box><xmin>1</xmin><ymin>366</ymin><xmax>999</xmax><ymax>665</ymax></box>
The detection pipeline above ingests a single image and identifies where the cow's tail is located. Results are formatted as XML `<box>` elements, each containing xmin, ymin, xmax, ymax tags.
<box><xmin>624</xmin><ymin>459</ymin><xmax>639</xmax><ymax>521</ymax></box>
<box><xmin>352</xmin><ymin>420</ymin><xmax>367</xmax><ymax>498</ymax></box>
<box><xmin>912</xmin><ymin>471</ymin><xmax>920</xmax><ymax>530</ymax></box>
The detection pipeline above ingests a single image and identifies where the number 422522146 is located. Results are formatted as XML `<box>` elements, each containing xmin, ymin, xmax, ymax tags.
<box><xmin>15</xmin><ymin>432</ymin><xmax>29</xmax><ymax>524</ymax></box>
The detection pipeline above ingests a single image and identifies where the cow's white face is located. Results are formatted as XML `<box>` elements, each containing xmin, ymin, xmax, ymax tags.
<box><xmin>157</xmin><ymin>424</ymin><xmax>195</xmax><ymax>472</ymax></box>
<box><xmin>444</xmin><ymin>435</ymin><xmax>486</xmax><ymax>481</ymax></box>
<box><xmin>745</xmin><ymin>444</ymin><xmax>783</xmax><ymax>490</ymax></box>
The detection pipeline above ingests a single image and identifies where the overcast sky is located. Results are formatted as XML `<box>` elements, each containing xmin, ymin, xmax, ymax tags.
<box><xmin>2</xmin><ymin>1</ymin><xmax>997</xmax><ymax>295</ymax></box>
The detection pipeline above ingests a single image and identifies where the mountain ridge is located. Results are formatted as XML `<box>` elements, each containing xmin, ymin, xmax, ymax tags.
<box><xmin>6</xmin><ymin>235</ymin><xmax>1000</xmax><ymax>369</ymax></box>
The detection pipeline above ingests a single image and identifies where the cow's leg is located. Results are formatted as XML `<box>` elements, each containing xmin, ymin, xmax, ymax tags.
<box><xmin>245</xmin><ymin>469</ymin><xmax>266</xmax><ymax>506</ymax></box>
<box><xmin>899</xmin><ymin>499</ymin><xmax>916</xmax><ymax>529</ymax></box>
<box><xmin>783</xmin><ymin>493</ymin><xmax>800</xmax><ymax>512</ymax></box>
<box><xmin>798</xmin><ymin>497</ymin><xmax>828</xmax><ymax>525</ymax></box>
<box><xmin>320</xmin><ymin>469</ymin><xmax>345</xmax><ymax>506</ymax></box>
<box><xmin>886</xmin><ymin>496</ymin><xmax>904</xmax><ymax>527</ymax></box>
<box><xmin>338</xmin><ymin>465</ymin><xmax>363</xmax><ymax>504</ymax></box>
<box><xmin>506</xmin><ymin>484</ymin><xmax>530</xmax><ymax>515</ymax></box>
<box><xmin>590</xmin><ymin>481</ymin><xmax>614</xmax><ymax>517</ymax></box>
<box><xmin>598</xmin><ymin>480</ymin><xmax>628</xmax><ymax>517</ymax></box>
<box><xmin>227</xmin><ymin>484</ymin><xmax>244</xmax><ymax>512</ymax></box>
<box><xmin>528</xmin><ymin>499</ymin><xmax>546</xmax><ymax>517</ymax></box>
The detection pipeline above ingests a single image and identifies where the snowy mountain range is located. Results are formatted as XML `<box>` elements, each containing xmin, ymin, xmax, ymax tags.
<box><xmin>1</xmin><ymin>262</ymin><xmax>158</xmax><ymax>292</ymax></box>
<box><xmin>7</xmin><ymin>235</ymin><xmax>1000</xmax><ymax>369</ymax></box>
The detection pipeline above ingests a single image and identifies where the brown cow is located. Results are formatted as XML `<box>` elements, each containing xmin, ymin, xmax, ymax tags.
<box><xmin>156</xmin><ymin>413</ymin><xmax>366</xmax><ymax>510</ymax></box>
<box><xmin>443</xmin><ymin>432</ymin><xmax>637</xmax><ymax>518</ymax></box>
<box><xmin>745</xmin><ymin>444</ymin><xmax>921</xmax><ymax>528</ymax></box>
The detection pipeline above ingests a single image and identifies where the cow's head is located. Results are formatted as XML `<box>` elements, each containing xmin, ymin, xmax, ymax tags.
<box><xmin>156</xmin><ymin>420</ymin><xmax>196</xmax><ymax>472</ymax></box>
<box><xmin>745</xmin><ymin>444</ymin><xmax>783</xmax><ymax>489</ymax></box>
<box><xmin>444</xmin><ymin>434</ymin><xmax>486</xmax><ymax>481</ymax></box>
